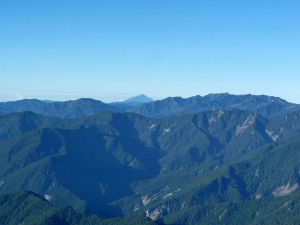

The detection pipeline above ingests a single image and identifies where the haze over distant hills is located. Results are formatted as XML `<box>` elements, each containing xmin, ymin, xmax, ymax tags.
<box><xmin>1</xmin><ymin>93</ymin><xmax>300</xmax><ymax>224</ymax></box>
<box><xmin>0</xmin><ymin>93</ymin><xmax>299</xmax><ymax>119</ymax></box>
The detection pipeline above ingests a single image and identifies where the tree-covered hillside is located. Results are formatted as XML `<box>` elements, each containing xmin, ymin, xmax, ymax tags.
<box><xmin>0</xmin><ymin>191</ymin><xmax>158</xmax><ymax>225</ymax></box>
<box><xmin>0</xmin><ymin>108</ymin><xmax>300</xmax><ymax>224</ymax></box>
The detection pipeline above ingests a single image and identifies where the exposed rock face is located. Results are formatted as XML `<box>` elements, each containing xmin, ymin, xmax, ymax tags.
<box><xmin>234</xmin><ymin>115</ymin><xmax>256</xmax><ymax>136</ymax></box>
<box><xmin>272</xmin><ymin>181</ymin><xmax>299</xmax><ymax>197</ymax></box>
<box><xmin>146</xmin><ymin>207</ymin><xmax>165</xmax><ymax>220</ymax></box>
<box><xmin>266</xmin><ymin>129</ymin><xmax>279</xmax><ymax>141</ymax></box>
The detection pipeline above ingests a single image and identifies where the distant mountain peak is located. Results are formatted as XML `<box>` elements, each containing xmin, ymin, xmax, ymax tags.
<box><xmin>123</xmin><ymin>94</ymin><xmax>153</xmax><ymax>104</ymax></box>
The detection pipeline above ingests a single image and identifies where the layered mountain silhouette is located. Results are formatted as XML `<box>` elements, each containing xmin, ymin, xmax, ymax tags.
<box><xmin>0</xmin><ymin>93</ymin><xmax>299</xmax><ymax>118</ymax></box>
<box><xmin>1</xmin><ymin>94</ymin><xmax>300</xmax><ymax>224</ymax></box>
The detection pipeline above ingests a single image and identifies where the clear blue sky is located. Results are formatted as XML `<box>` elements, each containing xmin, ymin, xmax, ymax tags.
<box><xmin>0</xmin><ymin>0</ymin><xmax>299</xmax><ymax>103</ymax></box>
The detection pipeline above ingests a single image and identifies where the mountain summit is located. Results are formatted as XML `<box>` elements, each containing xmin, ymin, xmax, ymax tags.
<box><xmin>123</xmin><ymin>94</ymin><xmax>153</xmax><ymax>104</ymax></box>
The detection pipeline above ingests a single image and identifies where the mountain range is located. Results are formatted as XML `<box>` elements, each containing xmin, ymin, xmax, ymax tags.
<box><xmin>1</xmin><ymin>93</ymin><xmax>300</xmax><ymax>224</ymax></box>
<box><xmin>0</xmin><ymin>93</ymin><xmax>299</xmax><ymax>119</ymax></box>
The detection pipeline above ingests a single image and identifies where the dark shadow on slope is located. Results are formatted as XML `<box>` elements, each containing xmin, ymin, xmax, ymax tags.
<box><xmin>188</xmin><ymin>147</ymin><xmax>207</xmax><ymax>164</ymax></box>
<box><xmin>52</xmin><ymin>123</ymin><xmax>162</xmax><ymax>218</ymax></box>
<box><xmin>109</xmin><ymin>114</ymin><xmax>163</xmax><ymax>177</ymax></box>
<box><xmin>228</xmin><ymin>166</ymin><xmax>250</xmax><ymax>200</ymax></box>
<box><xmin>191</xmin><ymin>114</ymin><xmax>223</xmax><ymax>156</ymax></box>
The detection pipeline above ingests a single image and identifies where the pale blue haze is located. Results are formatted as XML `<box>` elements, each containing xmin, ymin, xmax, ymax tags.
<box><xmin>0</xmin><ymin>0</ymin><xmax>299</xmax><ymax>102</ymax></box>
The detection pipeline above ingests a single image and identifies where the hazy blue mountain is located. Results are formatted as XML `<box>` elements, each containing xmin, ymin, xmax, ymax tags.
<box><xmin>1</xmin><ymin>109</ymin><xmax>300</xmax><ymax>224</ymax></box>
<box><xmin>123</xmin><ymin>94</ymin><xmax>153</xmax><ymax>104</ymax></box>
<box><xmin>110</xmin><ymin>94</ymin><xmax>154</xmax><ymax>108</ymax></box>
<box><xmin>1</xmin><ymin>94</ymin><xmax>299</xmax><ymax>119</ymax></box>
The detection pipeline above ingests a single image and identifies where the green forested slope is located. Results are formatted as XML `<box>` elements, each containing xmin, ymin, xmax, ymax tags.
<box><xmin>0</xmin><ymin>109</ymin><xmax>300</xmax><ymax>224</ymax></box>
<box><xmin>0</xmin><ymin>191</ymin><xmax>158</xmax><ymax>225</ymax></box>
